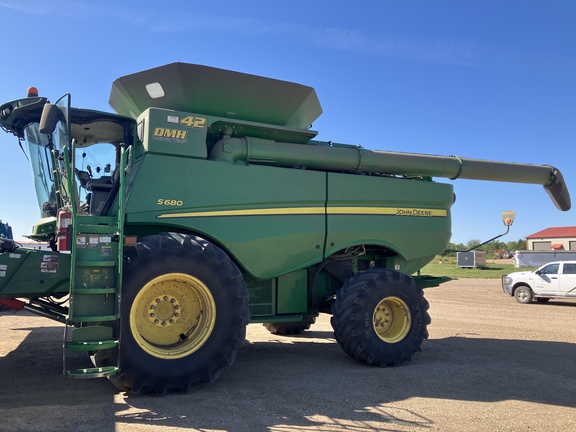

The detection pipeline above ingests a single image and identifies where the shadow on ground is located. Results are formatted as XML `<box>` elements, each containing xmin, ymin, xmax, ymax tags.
<box><xmin>1</xmin><ymin>321</ymin><xmax>574</xmax><ymax>431</ymax></box>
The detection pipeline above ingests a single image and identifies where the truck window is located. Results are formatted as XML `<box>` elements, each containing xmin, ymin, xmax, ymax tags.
<box><xmin>562</xmin><ymin>263</ymin><xmax>576</xmax><ymax>274</ymax></box>
<box><xmin>539</xmin><ymin>263</ymin><xmax>559</xmax><ymax>275</ymax></box>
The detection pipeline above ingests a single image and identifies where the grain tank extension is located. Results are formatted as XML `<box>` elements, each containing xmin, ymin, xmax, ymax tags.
<box><xmin>0</xmin><ymin>63</ymin><xmax>570</xmax><ymax>395</ymax></box>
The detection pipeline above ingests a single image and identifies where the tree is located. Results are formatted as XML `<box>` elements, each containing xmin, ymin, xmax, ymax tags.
<box><xmin>441</xmin><ymin>242</ymin><xmax>466</xmax><ymax>256</ymax></box>
<box><xmin>506</xmin><ymin>239</ymin><xmax>526</xmax><ymax>252</ymax></box>
<box><xmin>441</xmin><ymin>237</ymin><xmax>526</xmax><ymax>258</ymax></box>
<box><xmin>486</xmin><ymin>240</ymin><xmax>507</xmax><ymax>258</ymax></box>
<box><xmin>466</xmin><ymin>239</ymin><xmax>481</xmax><ymax>251</ymax></box>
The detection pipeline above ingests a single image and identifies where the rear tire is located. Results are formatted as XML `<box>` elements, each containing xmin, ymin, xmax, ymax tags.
<box><xmin>331</xmin><ymin>269</ymin><xmax>430</xmax><ymax>367</ymax></box>
<box><xmin>263</xmin><ymin>314</ymin><xmax>317</xmax><ymax>335</ymax></box>
<box><xmin>514</xmin><ymin>286</ymin><xmax>534</xmax><ymax>304</ymax></box>
<box><xmin>92</xmin><ymin>233</ymin><xmax>249</xmax><ymax>395</ymax></box>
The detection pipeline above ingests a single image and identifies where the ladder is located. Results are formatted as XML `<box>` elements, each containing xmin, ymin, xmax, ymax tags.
<box><xmin>61</xmin><ymin>145</ymin><xmax>127</xmax><ymax>378</ymax></box>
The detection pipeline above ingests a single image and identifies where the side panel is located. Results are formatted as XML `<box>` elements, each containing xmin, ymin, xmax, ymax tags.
<box><xmin>277</xmin><ymin>269</ymin><xmax>308</xmax><ymax>314</ymax></box>
<box><xmin>0</xmin><ymin>248</ymin><xmax>71</xmax><ymax>297</ymax></box>
<box><xmin>326</xmin><ymin>173</ymin><xmax>454</xmax><ymax>275</ymax></box>
<box><xmin>142</xmin><ymin>108</ymin><xmax>210</xmax><ymax>159</ymax></box>
<box><xmin>245</xmin><ymin>270</ymin><xmax>309</xmax><ymax>319</ymax></box>
<box><xmin>125</xmin><ymin>156</ymin><xmax>327</xmax><ymax>279</ymax></box>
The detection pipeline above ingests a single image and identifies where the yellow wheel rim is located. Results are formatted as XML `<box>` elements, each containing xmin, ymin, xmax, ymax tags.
<box><xmin>129</xmin><ymin>273</ymin><xmax>216</xmax><ymax>359</ymax></box>
<box><xmin>372</xmin><ymin>296</ymin><xmax>412</xmax><ymax>343</ymax></box>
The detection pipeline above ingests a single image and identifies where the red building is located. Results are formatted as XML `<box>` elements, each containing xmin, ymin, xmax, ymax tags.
<box><xmin>525</xmin><ymin>226</ymin><xmax>576</xmax><ymax>251</ymax></box>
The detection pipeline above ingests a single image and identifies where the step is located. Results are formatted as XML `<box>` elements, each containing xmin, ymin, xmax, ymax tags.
<box><xmin>74</xmin><ymin>287</ymin><xmax>116</xmax><ymax>295</ymax></box>
<box><xmin>66</xmin><ymin>366</ymin><xmax>119</xmax><ymax>379</ymax></box>
<box><xmin>76</xmin><ymin>220</ymin><xmax>119</xmax><ymax>232</ymax></box>
<box><xmin>66</xmin><ymin>339</ymin><xmax>118</xmax><ymax>351</ymax></box>
<box><xmin>68</xmin><ymin>314</ymin><xmax>117</xmax><ymax>323</ymax></box>
<box><xmin>76</xmin><ymin>215</ymin><xmax>119</xmax><ymax>226</ymax></box>
<box><xmin>65</xmin><ymin>325</ymin><xmax>118</xmax><ymax>350</ymax></box>
<box><xmin>76</xmin><ymin>261</ymin><xmax>116</xmax><ymax>267</ymax></box>
<box><xmin>76</xmin><ymin>226</ymin><xmax>119</xmax><ymax>235</ymax></box>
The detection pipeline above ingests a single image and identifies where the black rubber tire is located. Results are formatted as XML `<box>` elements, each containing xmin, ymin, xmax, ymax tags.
<box><xmin>514</xmin><ymin>286</ymin><xmax>534</xmax><ymax>304</ymax></box>
<box><xmin>263</xmin><ymin>314</ymin><xmax>317</xmax><ymax>335</ymax></box>
<box><xmin>331</xmin><ymin>269</ymin><xmax>430</xmax><ymax>367</ymax></box>
<box><xmin>535</xmin><ymin>297</ymin><xmax>550</xmax><ymax>303</ymax></box>
<box><xmin>92</xmin><ymin>233</ymin><xmax>249</xmax><ymax>395</ymax></box>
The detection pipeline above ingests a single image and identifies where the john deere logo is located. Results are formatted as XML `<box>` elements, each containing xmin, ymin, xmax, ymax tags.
<box><xmin>153</xmin><ymin>128</ymin><xmax>188</xmax><ymax>143</ymax></box>
<box><xmin>395</xmin><ymin>208</ymin><xmax>433</xmax><ymax>217</ymax></box>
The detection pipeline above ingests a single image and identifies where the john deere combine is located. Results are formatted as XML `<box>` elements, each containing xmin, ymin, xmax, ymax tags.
<box><xmin>0</xmin><ymin>63</ymin><xmax>570</xmax><ymax>395</ymax></box>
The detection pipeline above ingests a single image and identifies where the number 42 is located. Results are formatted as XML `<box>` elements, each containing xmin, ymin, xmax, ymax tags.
<box><xmin>180</xmin><ymin>116</ymin><xmax>206</xmax><ymax>128</ymax></box>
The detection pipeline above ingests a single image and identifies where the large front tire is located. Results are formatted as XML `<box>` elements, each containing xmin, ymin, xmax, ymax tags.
<box><xmin>331</xmin><ymin>269</ymin><xmax>430</xmax><ymax>367</ymax></box>
<box><xmin>93</xmin><ymin>233</ymin><xmax>249</xmax><ymax>395</ymax></box>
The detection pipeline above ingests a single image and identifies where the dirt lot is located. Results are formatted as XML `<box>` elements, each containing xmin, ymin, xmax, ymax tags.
<box><xmin>1</xmin><ymin>278</ymin><xmax>575</xmax><ymax>432</ymax></box>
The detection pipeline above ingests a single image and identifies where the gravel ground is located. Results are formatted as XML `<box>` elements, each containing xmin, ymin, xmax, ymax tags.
<box><xmin>1</xmin><ymin>278</ymin><xmax>575</xmax><ymax>431</ymax></box>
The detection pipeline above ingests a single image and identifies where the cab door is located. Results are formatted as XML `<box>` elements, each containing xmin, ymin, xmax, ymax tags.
<box><xmin>533</xmin><ymin>263</ymin><xmax>560</xmax><ymax>295</ymax></box>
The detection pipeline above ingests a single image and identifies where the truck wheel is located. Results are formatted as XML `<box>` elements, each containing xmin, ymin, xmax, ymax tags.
<box><xmin>94</xmin><ymin>233</ymin><xmax>249</xmax><ymax>395</ymax></box>
<box><xmin>331</xmin><ymin>269</ymin><xmax>430</xmax><ymax>367</ymax></box>
<box><xmin>263</xmin><ymin>314</ymin><xmax>317</xmax><ymax>335</ymax></box>
<box><xmin>514</xmin><ymin>286</ymin><xmax>534</xmax><ymax>304</ymax></box>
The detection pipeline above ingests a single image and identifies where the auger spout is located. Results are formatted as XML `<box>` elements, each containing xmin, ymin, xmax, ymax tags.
<box><xmin>209</xmin><ymin>137</ymin><xmax>571</xmax><ymax>211</ymax></box>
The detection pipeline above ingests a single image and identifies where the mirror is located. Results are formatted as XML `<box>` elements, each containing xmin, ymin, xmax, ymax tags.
<box><xmin>39</xmin><ymin>103</ymin><xmax>59</xmax><ymax>134</ymax></box>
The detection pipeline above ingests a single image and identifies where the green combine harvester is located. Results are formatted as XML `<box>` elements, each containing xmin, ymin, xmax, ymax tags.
<box><xmin>0</xmin><ymin>63</ymin><xmax>570</xmax><ymax>395</ymax></box>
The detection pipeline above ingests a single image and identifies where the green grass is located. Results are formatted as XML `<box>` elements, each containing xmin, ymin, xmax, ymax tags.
<box><xmin>414</xmin><ymin>256</ymin><xmax>536</xmax><ymax>279</ymax></box>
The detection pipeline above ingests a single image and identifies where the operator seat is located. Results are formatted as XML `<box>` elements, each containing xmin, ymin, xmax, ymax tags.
<box><xmin>86</xmin><ymin>176</ymin><xmax>114</xmax><ymax>215</ymax></box>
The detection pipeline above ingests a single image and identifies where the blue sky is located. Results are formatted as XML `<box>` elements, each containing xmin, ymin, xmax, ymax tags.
<box><xmin>1</xmin><ymin>0</ymin><xmax>575</xmax><ymax>245</ymax></box>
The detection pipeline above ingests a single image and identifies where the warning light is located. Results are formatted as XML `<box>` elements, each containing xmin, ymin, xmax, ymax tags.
<box><xmin>27</xmin><ymin>86</ymin><xmax>39</xmax><ymax>97</ymax></box>
<box><xmin>502</xmin><ymin>211</ymin><xmax>515</xmax><ymax>226</ymax></box>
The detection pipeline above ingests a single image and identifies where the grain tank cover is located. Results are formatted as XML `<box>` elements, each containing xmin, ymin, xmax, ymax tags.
<box><xmin>109</xmin><ymin>63</ymin><xmax>323</xmax><ymax>129</ymax></box>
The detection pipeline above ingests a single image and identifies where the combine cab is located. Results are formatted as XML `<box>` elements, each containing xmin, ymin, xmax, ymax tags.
<box><xmin>0</xmin><ymin>63</ymin><xmax>570</xmax><ymax>395</ymax></box>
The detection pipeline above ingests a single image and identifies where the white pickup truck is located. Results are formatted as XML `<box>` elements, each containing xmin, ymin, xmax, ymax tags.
<box><xmin>502</xmin><ymin>261</ymin><xmax>576</xmax><ymax>304</ymax></box>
